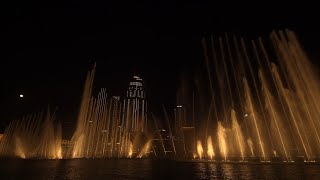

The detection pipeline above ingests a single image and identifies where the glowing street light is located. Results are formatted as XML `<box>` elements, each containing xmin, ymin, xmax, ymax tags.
<box><xmin>19</xmin><ymin>94</ymin><xmax>24</xmax><ymax>98</ymax></box>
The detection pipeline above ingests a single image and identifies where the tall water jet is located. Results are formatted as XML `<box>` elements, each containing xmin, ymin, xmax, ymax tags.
<box><xmin>231</xmin><ymin>110</ymin><xmax>245</xmax><ymax>160</ymax></box>
<box><xmin>218</xmin><ymin>121</ymin><xmax>227</xmax><ymax>161</ymax></box>
<box><xmin>138</xmin><ymin>140</ymin><xmax>151</xmax><ymax>158</ymax></box>
<box><xmin>55</xmin><ymin>122</ymin><xmax>62</xmax><ymax>159</ymax></box>
<box><xmin>196</xmin><ymin>140</ymin><xmax>203</xmax><ymax>159</ymax></box>
<box><xmin>271</xmin><ymin>63</ymin><xmax>311</xmax><ymax>160</ymax></box>
<box><xmin>0</xmin><ymin>109</ymin><xmax>61</xmax><ymax>159</ymax></box>
<box><xmin>243</xmin><ymin>78</ymin><xmax>266</xmax><ymax>159</ymax></box>
<box><xmin>259</xmin><ymin>70</ymin><xmax>289</xmax><ymax>160</ymax></box>
<box><xmin>128</xmin><ymin>143</ymin><xmax>133</xmax><ymax>158</ymax></box>
<box><xmin>207</xmin><ymin>136</ymin><xmax>215</xmax><ymax>160</ymax></box>
<box><xmin>69</xmin><ymin>65</ymin><xmax>135</xmax><ymax>159</ymax></box>
<box><xmin>247</xmin><ymin>138</ymin><xmax>254</xmax><ymax>157</ymax></box>
<box><xmin>14</xmin><ymin>137</ymin><xmax>25</xmax><ymax>159</ymax></box>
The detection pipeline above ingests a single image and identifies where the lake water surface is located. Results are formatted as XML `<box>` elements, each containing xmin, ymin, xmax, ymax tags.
<box><xmin>0</xmin><ymin>159</ymin><xmax>319</xmax><ymax>179</ymax></box>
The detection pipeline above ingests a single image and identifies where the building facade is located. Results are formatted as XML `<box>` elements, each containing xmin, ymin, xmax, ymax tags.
<box><xmin>122</xmin><ymin>75</ymin><xmax>147</xmax><ymax>133</ymax></box>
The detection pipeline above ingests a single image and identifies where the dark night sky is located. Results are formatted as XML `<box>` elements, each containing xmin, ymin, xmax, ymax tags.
<box><xmin>1</xmin><ymin>1</ymin><xmax>319</xmax><ymax>137</ymax></box>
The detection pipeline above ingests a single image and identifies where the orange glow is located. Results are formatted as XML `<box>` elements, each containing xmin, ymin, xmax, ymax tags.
<box><xmin>128</xmin><ymin>143</ymin><xmax>133</xmax><ymax>158</ymax></box>
<box><xmin>207</xmin><ymin>136</ymin><xmax>215</xmax><ymax>160</ymax></box>
<box><xmin>197</xmin><ymin>140</ymin><xmax>203</xmax><ymax>159</ymax></box>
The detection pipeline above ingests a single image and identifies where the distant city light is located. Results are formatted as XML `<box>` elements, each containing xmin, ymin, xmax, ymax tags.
<box><xmin>177</xmin><ymin>105</ymin><xmax>182</xmax><ymax>108</ymax></box>
<box><xmin>19</xmin><ymin>94</ymin><xmax>24</xmax><ymax>98</ymax></box>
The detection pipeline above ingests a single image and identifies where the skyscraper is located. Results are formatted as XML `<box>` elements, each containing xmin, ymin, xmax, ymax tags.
<box><xmin>122</xmin><ymin>75</ymin><xmax>147</xmax><ymax>133</ymax></box>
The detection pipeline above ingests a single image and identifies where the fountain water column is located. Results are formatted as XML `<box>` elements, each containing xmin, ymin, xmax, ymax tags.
<box><xmin>196</xmin><ymin>140</ymin><xmax>203</xmax><ymax>159</ymax></box>
<box><xmin>286</xmin><ymin>34</ymin><xmax>320</xmax><ymax>152</ymax></box>
<box><xmin>151</xmin><ymin>113</ymin><xmax>166</xmax><ymax>156</ymax></box>
<box><xmin>259</xmin><ymin>70</ymin><xmax>289</xmax><ymax>160</ymax></box>
<box><xmin>251</xmin><ymin>40</ymin><xmax>276</xmax><ymax>153</ymax></box>
<box><xmin>207</xmin><ymin>136</ymin><xmax>215</xmax><ymax>159</ymax></box>
<box><xmin>163</xmin><ymin>105</ymin><xmax>176</xmax><ymax>156</ymax></box>
<box><xmin>55</xmin><ymin>122</ymin><xmax>62</xmax><ymax>159</ymax></box>
<box><xmin>101</xmin><ymin>92</ymin><xmax>109</xmax><ymax>157</ymax></box>
<box><xmin>202</xmin><ymin>37</ymin><xmax>220</xmax><ymax>158</ymax></box>
<box><xmin>277</xmin><ymin>31</ymin><xmax>314</xmax><ymax>157</ymax></box>
<box><xmin>231</xmin><ymin>110</ymin><xmax>245</xmax><ymax>161</ymax></box>
<box><xmin>218</xmin><ymin>38</ymin><xmax>229</xmax><ymax>124</ymax></box>
<box><xmin>243</xmin><ymin>78</ymin><xmax>266</xmax><ymax>159</ymax></box>
<box><xmin>288</xmin><ymin>30</ymin><xmax>320</xmax><ymax>116</ymax></box>
<box><xmin>247</xmin><ymin>138</ymin><xmax>255</xmax><ymax>156</ymax></box>
<box><xmin>241</xmin><ymin>38</ymin><xmax>269</xmax><ymax>159</ymax></box>
<box><xmin>217</xmin><ymin>121</ymin><xmax>227</xmax><ymax>161</ymax></box>
<box><xmin>232</xmin><ymin>36</ymin><xmax>250</xmax><ymax>135</ymax></box>
<box><xmin>271</xmin><ymin>64</ymin><xmax>310</xmax><ymax>159</ymax></box>
<box><xmin>262</xmin><ymin>35</ymin><xmax>300</xmax><ymax>155</ymax></box>
<box><xmin>272</xmin><ymin>31</ymin><xmax>314</xmax><ymax>157</ymax></box>
<box><xmin>201</xmin><ymin>37</ymin><xmax>220</xmax><ymax>123</ymax></box>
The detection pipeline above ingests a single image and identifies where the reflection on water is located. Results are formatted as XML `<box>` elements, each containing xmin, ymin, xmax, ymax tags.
<box><xmin>0</xmin><ymin>159</ymin><xmax>319</xmax><ymax>179</ymax></box>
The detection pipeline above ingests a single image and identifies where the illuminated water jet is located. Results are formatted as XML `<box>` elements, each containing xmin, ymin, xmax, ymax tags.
<box><xmin>138</xmin><ymin>140</ymin><xmax>151</xmax><ymax>158</ymax></box>
<box><xmin>231</xmin><ymin>110</ymin><xmax>245</xmax><ymax>160</ymax></box>
<box><xmin>218</xmin><ymin>122</ymin><xmax>227</xmax><ymax>161</ymax></box>
<box><xmin>128</xmin><ymin>143</ymin><xmax>133</xmax><ymax>158</ymax></box>
<box><xmin>247</xmin><ymin>138</ymin><xmax>254</xmax><ymax>157</ymax></box>
<box><xmin>207</xmin><ymin>136</ymin><xmax>215</xmax><ymax>160</ymax></box>
<box><xmin>196</xmin><ymin>140</ymin><xmax>203</xmax><ymax>159</ymax></box>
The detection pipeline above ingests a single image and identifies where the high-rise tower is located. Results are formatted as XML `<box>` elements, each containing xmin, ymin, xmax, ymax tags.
<box><xmin>122</xmin><ymin>75</ymin><xmax>147</xmax><ymax>133</ymax></box>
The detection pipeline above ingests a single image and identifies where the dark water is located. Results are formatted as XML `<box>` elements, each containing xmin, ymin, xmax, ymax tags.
<box><xmin>0</xmin><ymin>159</ymin><xmax>320</xmax><ymax>179</ymax></box>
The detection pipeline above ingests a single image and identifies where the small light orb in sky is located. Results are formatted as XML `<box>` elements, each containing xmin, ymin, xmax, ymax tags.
<box><xmin>19</xmin><ymin>94</ymin><xmax>24</xmax><ymax>98</ymax></box>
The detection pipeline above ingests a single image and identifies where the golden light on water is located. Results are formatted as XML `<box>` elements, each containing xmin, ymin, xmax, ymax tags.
<box><xmin>207</xmin><ymin>136</ymin><xmax>215</xmax><ymax>159</ymax></box>
<box><xmin>197</xmin><ymin>140</ymin><xmax>203</xmax><ymax>159</ymax></box>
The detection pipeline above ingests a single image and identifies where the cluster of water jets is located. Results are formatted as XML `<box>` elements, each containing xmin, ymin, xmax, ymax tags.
<box><xmin>0</xmin><ymin>109</ymin><xmax>62</xmax><ymax>159</ymax></box>
<box><xmin>0</xmin><ymin>64</ymin><xmax>151</xmax><ymax>159</ymax></box>
<box><xmin>69</xmin><ymin>65</ymin><xmax>131</xmax><ymax>158</ymax></box>
<box><xmin>68</xmin><ymin>65</ymin><xmax>151</xmax><ymax>159</ymax></box>
<box><xmin>1</xmin><ymin>30</ymin><xmax>319</xmax><ymax>162</ymax></box>
<box><xmin>190</xmin><ymin>30</ymin><xmax>320</xmax><ymax>162</ymax></box>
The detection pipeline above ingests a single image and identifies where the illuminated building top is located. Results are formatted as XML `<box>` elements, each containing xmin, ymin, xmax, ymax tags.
<box><xmin>127</xmin><ymin>75</ymin><xmax>145</xmax><ymax>99</ymax></box>
<box><xmin>123</xmin><ymin>74</ymin><xmax>148</xmax><ymax>132</ymax></box>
